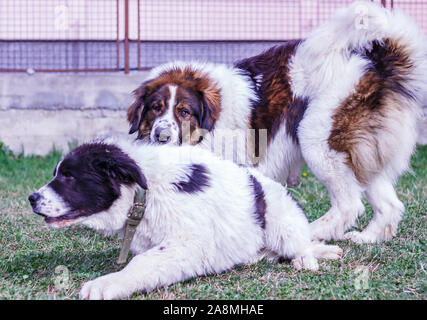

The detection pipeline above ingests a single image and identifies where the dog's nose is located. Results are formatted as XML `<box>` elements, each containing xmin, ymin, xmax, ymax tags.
<box><xmin>28</xmin><ymin>193</ymin><xmax>40</xmax><ymax>206</ymax></box>
<box><xmin>154</xmin><ymin>127</ymin><xmax>172</xmax><ymax>144</ymax></box>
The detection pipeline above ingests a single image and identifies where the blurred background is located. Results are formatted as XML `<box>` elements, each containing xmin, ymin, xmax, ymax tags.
<box><xmin>0</xmin><ymin>0</ymin><xmax>426</xmax><ymax>155</ymax></box>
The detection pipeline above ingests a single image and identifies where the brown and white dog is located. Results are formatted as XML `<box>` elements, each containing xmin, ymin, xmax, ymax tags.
<box><xmin>127</xmin><ymin>2</ymin><xmax>427</xmax><ymax>243</ymax></box>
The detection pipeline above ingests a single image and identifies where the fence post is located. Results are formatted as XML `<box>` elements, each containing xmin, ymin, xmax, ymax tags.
<box><xmin>116</xmin><ymin>0</ymin><xmax>120</xmax><ymax>71</ymax></box>
<box><xmin>124</xmin><ymin>0</ymin><xmax>130</xmax><ymax>74</ymax></box>
<box><xmin>137</xmin><ymin>0</ymin><xmax>141</xmax><ymax>70</ymax></box>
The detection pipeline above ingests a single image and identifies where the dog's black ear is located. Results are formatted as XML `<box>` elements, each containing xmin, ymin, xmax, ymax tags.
<box><xmin>93</xmin><ymin>154</ymin><xmax>148</xmax><ymax>190</ymax></box>
<box><xmin>113</xmin><ymin>159</ymin><xmax>148</xmax><ymax>190</ymax></box>
<box><xmin>127</xmin><ymin>83</ymin><xmax>149</xmax><ymax>135</ymax></box>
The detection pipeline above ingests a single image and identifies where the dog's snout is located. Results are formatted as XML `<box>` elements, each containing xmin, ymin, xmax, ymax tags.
<box><xmin>154</xmin><ymin>127</ymin><xmax>172</xmax><ymax>144</ymax></box>
<box><xmin>28</xmin><ymin>192</ymin><xmax>40</xmax><ymax>206</ymax></box>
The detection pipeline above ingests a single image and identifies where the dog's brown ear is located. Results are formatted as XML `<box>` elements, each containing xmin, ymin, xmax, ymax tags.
<box><xmin>127</xmin><ymin>100</ymin><xmax>143</xmax><ymax>134</ymax></box>
<box><xmin>197</xmin><ymin>78</ymin><xmax>221</xmax><ymax>131</ymax></box>
<box><xmin>127</xmin><ymin>84</ymin><xmax>148</xmax><ymax>135</ymax></box>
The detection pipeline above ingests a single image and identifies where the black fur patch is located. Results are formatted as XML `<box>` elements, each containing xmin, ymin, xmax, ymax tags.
<box><xmin>285</xmin><ymin>96</ymin><xmax>309</xmax><ymax>144</ymax></box>
<box><xmin>363</xmin><ymin>39</ymin><xmax>416</xmax><ymax>101</ymax></box>
<box><xmin>47</xmin><ymin>142</ymin><xmax>147</xmax><ymax>220</ymax></box>
<box><xmin>173</xmin><ymin>164</ymin><xmax>210</xmax><ymax>194</ymax></box>
<box><xmin>249</xmin><ymin>175</ymin><xmax>266</xmax><ymax>229</ymax></box>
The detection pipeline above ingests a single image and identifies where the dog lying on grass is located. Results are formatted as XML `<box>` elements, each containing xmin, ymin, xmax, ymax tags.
<box><xmin>28</xmin><ymin>139</ymin><xmax>342</xmax><ymax>299</ymax></box>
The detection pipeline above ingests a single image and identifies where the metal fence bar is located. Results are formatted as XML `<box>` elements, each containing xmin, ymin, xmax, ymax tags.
<box><xmin>0</xmin><ymin>0</ymin><xmax>121</xmax><ymax>73</ymax></box>
<box><xmin>117</xmin><ymin>0</ymin><xmax>121</xmax><ymax>71</ymax></box>
<box><xmin>137</xmin><ymin>0</ymin><xmax>141</xmax><ymax>70</ymax></box>
<box><xmin>124</xmin><ymin>0</ymin><xmax>130</xmax><ymax>74</ymax></box>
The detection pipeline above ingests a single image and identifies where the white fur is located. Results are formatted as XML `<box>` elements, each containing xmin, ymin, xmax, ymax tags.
<box><xmin>150</xmin><ymin>85</ymin><xmax>180</xmax><ymax>144</ymax></box>
<box><xmin>35</xmin><ymin>185</ymin><xmax>70</xmax><ymax>218</ymax></box>
<box><xmin>34</xmin><ymin>160</ymin><xmax>71</xmax><ymax>218</ymax></box>
<box><xmin>38</xmin><ymin>139</ymin><xmax>342</xmax><ymax>300</ymax></box>
<box><xmin>256</xmin><ymin>119</ymin><xmax>303</xmax><ymax>185</ymax></box>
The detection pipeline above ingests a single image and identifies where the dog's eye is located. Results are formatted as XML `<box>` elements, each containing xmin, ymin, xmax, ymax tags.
<box><xmin>62</xmin><ymin>171</ymin><xmax>73</xmax><ymax>178</ymax></box>
<box><xmin>178</xmin><ymin>108</ymin><xmax>190</xmax><ymax>118</ymax></box>
<box><xmin>152</xmin><ymin>104</ymin><xmax>161</xmax><ymax>112</ymax></box>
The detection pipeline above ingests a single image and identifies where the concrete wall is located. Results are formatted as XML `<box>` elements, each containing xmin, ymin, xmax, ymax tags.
<box><xmin>0</xmin><ymin>71</ymin><xmax>426</xmax><ymax>156</ymax></box>
<box><xmin>0</xmin><ymin>71</ymin><xmax>148</xmax><ymax>155</ymax></box>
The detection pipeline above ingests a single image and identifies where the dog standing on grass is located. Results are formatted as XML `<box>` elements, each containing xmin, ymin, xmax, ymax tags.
<box><xmin>28</xmin><ymin>139</ymin><xmax>342</xmax><ymax>300</ymax></box>
<box><xmin>127</xmin><ymin>2</ymin><xmax>427</xmax><ymax>243</ymax></box>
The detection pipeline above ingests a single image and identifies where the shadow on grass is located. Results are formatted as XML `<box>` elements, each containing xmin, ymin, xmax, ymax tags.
<box><xmin>2</xmin><ymin>247</ymin><xmax>124</xmax><ymax>283</ymax></box>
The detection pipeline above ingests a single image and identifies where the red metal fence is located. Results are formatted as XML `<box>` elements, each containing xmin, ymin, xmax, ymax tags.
<box><xmin>0</xmin><ymin>0</ymin><xmax>425</xmax><ymax>73</ymax></box>
<box><xmin>0</xmin><ymin>0</ymin><xmax>121</xmax><ymax>72</ymax></box>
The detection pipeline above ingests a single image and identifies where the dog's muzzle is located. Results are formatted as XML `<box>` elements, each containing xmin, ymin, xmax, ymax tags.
<box><xmin>28</xmin><ymin>192</ymin><xmax>44</xmax><ymax>216</ymax></box>
<box><xmin>153</xmin><ymin>126</ymin><xmax>172</xmax><ymax>144</ymax></box>
<box><xmin>28</xmin><ymin>192</ymin><xmax>40</xmax><ymax>207</ymax></box>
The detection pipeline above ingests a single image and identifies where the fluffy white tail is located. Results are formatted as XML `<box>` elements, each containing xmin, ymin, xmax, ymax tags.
<box><xmin>302</xmin><ymin>1</ymin><xmax>427</xmax><ymax>103</ymax></box>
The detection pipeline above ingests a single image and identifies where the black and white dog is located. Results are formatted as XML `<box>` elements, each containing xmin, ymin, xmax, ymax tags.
<box><xmin>29</xmin><ymin>139</ymin><xmax>342</xmax><ymax>300</ymax></box>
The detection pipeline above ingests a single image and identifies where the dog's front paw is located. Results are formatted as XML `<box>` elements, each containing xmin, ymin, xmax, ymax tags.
<box><xmin>79</xmin><ymin>273</ymin><xmax>131</xmax><ymax>300</ymax></box>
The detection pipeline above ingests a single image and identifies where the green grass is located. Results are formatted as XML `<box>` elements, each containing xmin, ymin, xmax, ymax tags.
<box><xmin>0</xmin><ymin>141</ymin><xmax>425</xmax><ymax>300</ymax></box>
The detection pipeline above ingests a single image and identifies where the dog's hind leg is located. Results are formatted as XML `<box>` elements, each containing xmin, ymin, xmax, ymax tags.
<box><xmin>309</xmin><ymin>179</ymin><xmax>365</xmax><ymax>241</ymax></box>
<box><xmin>261</xmin><ymin>187</ymin><xmax>318</xmax><ymax>270</ymax></box>
<box><xmin>300</xmin><ymin>136</ymin><xmax>366</xmax><ymax>241</ymax></box>
<box><xmin>291</xmin><ymin>241</ymin><xmax>342</xmax><ymax>271</ymax></box>
<box><xmin>344</xmin><ymin>175</ymin><xmax>404</xmax><ymax>243</ymax></box>
<box><xmin>261</xmin><ymin>182</ymin><xmax>342</xmax><ymax>271</ymax></box>
<box><xmin>310</xmin><ymin>242</ymin><xmax>343</xmax><ymax>260</ymax></box>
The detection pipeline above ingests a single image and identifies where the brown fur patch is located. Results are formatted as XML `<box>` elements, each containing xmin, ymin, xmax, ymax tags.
<box><xmin>236</xmin><ymin>40</ymin><xmax>304</xmax><ymax>157</ymax></box>
<box><xmin>127</xmin><ymin>67</ymin><xmax>222</xmax><ymax>142</ymax></box>
<box><xmin>328</xmin><ymin>39</ymin><xmax>414</xmax><ymax>184</ymax></box>
<box><xmin>237</xmin><ymin>41</ymin><xmax>302</xmax><ymax>140</ymax></box>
